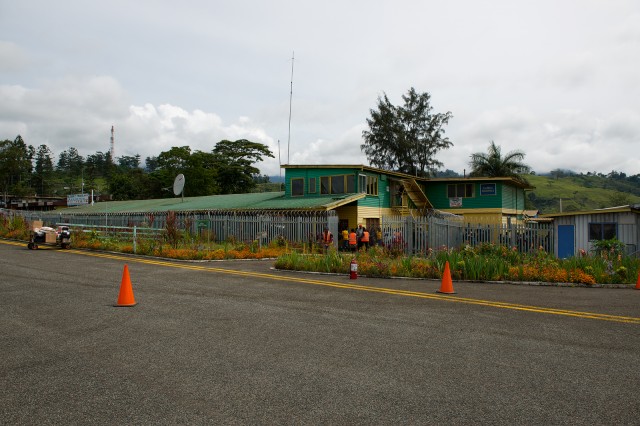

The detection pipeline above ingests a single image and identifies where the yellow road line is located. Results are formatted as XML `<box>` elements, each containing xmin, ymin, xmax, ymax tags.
<box><xmin>5</xmin><ymin>240</ymin><xmax>640</xmax><ymax>324</ymax></box>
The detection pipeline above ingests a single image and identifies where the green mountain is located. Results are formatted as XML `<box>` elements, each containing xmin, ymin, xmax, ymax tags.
<box><xmin>525</xmin><ymin>174</ymin><xmax>640</xmax><ymax>214</ymax></box>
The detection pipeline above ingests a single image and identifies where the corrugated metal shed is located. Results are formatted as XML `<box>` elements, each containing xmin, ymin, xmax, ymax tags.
<box><xmin>541</xmin><ymin>204</ymin><xmax>640</xmax><ymax>257</ymax></box>
<box><xmin>56</xmin><ymin>192</ymin><xmax>366</xmax><ymax>214</ymax></box>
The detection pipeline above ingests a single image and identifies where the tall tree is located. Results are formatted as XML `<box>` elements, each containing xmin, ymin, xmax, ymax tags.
<box><xmin>185</xmin><ymin>150</ymin><xmax>219</xmax><ymax>196</ymax></box>
<box><xmin>33</xmin><ymin>144</ymin><xmax>55</xmax><ymax>195</ymax></box>
<box><xmin>57</xmin><ymin>147</ymin><xmax>84</xmax><ymax>176</ymax></box>
<box><xmin>144</xmin><ymin>155</ymin><xmax>159</xmax><ymax>173</ymax></box>
<box><xmin>117</xmin><ymin>154</ymin><xmax>141</xmax><ymax>170</ymax></box>
<box><xmin>212</xmin><ymin>139</ymin><xmax>275</xmax><ymax>194</ymax></box>
<box><xmin>155</xmin><ymin>146</ymin><xmax>192</xmax><ymax>173</ymax></box>
<box><xmin>0</xmin><ymin>135</ymin><xmax>35</xmax><ymax>196</ymax></box>
<box><xmin>85</xmin><ymin>151</ymin><xmax>114</xmax><ymax>177</ymax></box>
<box><xmin>469</xmin><ymin>141</ymin><xmax>531</xmax><ymax>183</ymax></box>
<box><xmin>361</xmin><ymin>88</ymin><xmax>453</xmax><ymax>177</ymax></box>
<box><xmin>108</xmin><ymin>168</ymin><xmax>153</xmax><ymax>200</ymax></box>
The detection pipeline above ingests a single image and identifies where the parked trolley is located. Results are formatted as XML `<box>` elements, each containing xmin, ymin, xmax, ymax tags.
<box><xmin>28</xmin><ymin>225</ymin><xmax>71</xmax><ymax>250</ymax></box>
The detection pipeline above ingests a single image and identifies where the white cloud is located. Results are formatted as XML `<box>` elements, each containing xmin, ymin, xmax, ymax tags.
<box><xmin>0</xmin><ymin>76</ymin><xmax>282</xmax><ymax>174</ymax></box>
<box><xmin>1</xmin><ymin>0</ymin><xmax>640</xmax><ymax>179</ymax></box>
<box><xmin>0</xmin><ymin>41</ymin><xmax>29</xmax><ymax>72</ymax></box>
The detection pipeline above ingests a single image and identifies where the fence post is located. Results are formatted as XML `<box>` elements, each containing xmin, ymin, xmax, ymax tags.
<box><xmin>329</xmin><ymin>215</ymin><xmax>339</xmax><ymax>249</ymax></box>
<box><xmin>446</xmin><ymin>221</ymin><xmax>450</xmax><ymax>249</ymax></box>
<box><xmin>406</xmin><ymin>217</ymin><xmax>414</xmax><ymax>256</ymax></box>
<box><xmin>133</xmin><ymin>226</ymin><xmax>137</xmax><ymax>254</ymax></box>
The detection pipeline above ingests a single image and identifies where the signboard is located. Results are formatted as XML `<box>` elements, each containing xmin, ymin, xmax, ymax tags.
<box><xmin>480</xmin><ymin>183</ymin><xmax>496</xmax><ymax>196</ymax></box>
<box><xmin>449</xmin><ymin>197</ymin><xmax>462</xmax><ymax>208</ymax></box>
<box><xmin>67</xmin><ymin>194</ymin><xmax>89</xmax><ymax>206</ymax></box>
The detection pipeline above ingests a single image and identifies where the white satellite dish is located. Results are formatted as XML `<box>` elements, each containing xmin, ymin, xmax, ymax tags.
<box><xmin>173</xmin><ymin>174</ymin><xmax>185</xmax><ymax>197</ymax></box>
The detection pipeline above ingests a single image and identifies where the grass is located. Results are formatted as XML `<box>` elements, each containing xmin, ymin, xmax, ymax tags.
<box><xmin>527</xmin><ymin>174</ymin><xmax>640</xmax><ymax>213</ymax></box>
<box><xmin>274</xmin><ymin>244</ymin><xmax>640</xmax><ymax>286</ymax></box>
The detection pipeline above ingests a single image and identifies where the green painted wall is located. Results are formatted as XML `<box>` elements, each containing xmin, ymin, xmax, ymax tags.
<box><xmin>284</xmin><ymin>167</ymin><xmax>390</xmax><ymax>207</ymax></box>
<box><xmin>425</xmin><ymin>180</ymin><xmax>524</xmax><ymax>210</ymax></box>
<box><xmin>285</xmin><ymin>169</ymin><xmax>527</xmax><ymax>213</ymax></box>
<box><xmin>502</xmin><ymin>185</ymin><xmax>526</xmax><ymax>210</ymax></box>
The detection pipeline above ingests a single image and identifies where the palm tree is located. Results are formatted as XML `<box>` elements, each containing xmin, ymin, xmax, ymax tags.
<box><xmin>469</xmin><ymin>141</ymin><xmax>530</xmax><ymax>183</ymax></box>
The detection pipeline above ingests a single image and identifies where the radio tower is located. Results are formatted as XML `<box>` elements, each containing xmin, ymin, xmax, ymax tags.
<box><xmin>110</xmin><ymin>125</ymin><xmax>115</xmax><ymax>159</ymax></box>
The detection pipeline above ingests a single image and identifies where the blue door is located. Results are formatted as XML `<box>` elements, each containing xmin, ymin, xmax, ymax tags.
<box><xmin>558</xmin><ymin>225</ymin><xmax>575</xmax><ymax>258</ymax></box>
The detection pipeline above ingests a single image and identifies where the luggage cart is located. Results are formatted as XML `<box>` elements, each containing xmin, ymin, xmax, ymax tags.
<box><xmin>27</xmin><ymin>226</ymin><xmax>71</xmax><ymax>250</ymax></box>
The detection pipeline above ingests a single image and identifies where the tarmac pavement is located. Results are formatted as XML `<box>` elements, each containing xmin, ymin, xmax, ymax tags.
<box><xmin>1</xmin><ymin>240</ymin><xmax>639</xmax><ymax>424</ymax></box>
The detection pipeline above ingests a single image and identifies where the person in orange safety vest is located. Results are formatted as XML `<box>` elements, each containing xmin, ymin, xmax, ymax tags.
<box><xmin>348</xmin><ymin>229</ymin><xmax>357</xmax><ymax>252</ymax></box>
<box><xmin>321</xmin><ymin>227</ymin><xmax>333</xmax><ymax>252</ymax></box>
<box><xmin>361</xmin><ymin>228</ymin><xmax>370</xmax><ymax>251</ymax></box>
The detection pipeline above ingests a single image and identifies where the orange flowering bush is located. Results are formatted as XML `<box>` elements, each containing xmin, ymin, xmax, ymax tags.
<box><xmin>274</xmin><ymin>242</ymin><xmax>639</xmax><ymax>286</ymax></box>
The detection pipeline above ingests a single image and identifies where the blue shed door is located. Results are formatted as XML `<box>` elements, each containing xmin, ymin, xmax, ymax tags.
<box><xmin>558</xmin><ymin>225</ymin><xmax>575</xmax><ymax>258</ymax></box>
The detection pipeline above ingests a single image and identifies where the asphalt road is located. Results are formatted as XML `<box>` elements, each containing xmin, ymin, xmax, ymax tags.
<box><xmin>1</xmin><ymin>240</ymin><xmax>639</xmax><ymax>425</ymax></box>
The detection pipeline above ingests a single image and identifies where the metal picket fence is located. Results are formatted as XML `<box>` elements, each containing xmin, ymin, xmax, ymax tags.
<box><xmin>1</xmin><ymin>208</ymin><xmax>339</xmax><ymax>248</ymax></box>
<box><xmin>381</xmin><ymin>214</ymin><xmax>554</xmax><ymax>256</ymax></box>
<box><xmin>3</xmin><ymin>208</ymin><xmax>552</xmax><ymax>255</ymax></box>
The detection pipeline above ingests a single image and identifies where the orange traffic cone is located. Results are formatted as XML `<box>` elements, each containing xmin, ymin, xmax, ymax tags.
<box><xmin>114</xmin><ymin>264</ymin><xmax>137</xmax><ymax>307</ymax></box>
<box><xmin>436</xmin><ymin>261</ymin><xmax>456</xmax><ymax>294</ymax></box>
<box><xmin>635</xmin><ymin>271</ymin><xmax>640</xmax><ymax>290</ymax></box>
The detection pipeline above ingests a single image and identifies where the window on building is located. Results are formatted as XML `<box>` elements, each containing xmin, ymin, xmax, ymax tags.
<box><xmin>346</xmin><ymin>175</ymin><xmax>355</xmax><ymax>193</ymax></box>
<box><xmin>308</xmin><ymin>177</ymin><xmax>316</xmax><ymax>193</ymax></box>
<box><xmin>588</xmin><ymin>222</ymin><xmax>617</xmax><ymax>241</ymax></box>
<box><xmin>291</xmin><ymin>178</ymin><xmax>304</xmax><ymax>197</ymax></box>
<box><xmin>359</xmin><ymin>174</ymin><xmax>378</xmax><ymax>196</ymax></box>
<box><xmin>319</xmin><ymin>174</ymin><xmax>355</xmax><ymax>195</ymax></box>
<box><xmin>320</xmin><ymin>176</ymin><xmax>330</xmax><ymax>194</ymax></box>
<box><xmin>368</xmin><ymin>176</ymin><xmax>378</xmax><ymax>195</ymax></box>
<box><xmin>331</xmin><ymin>175</ymin><xmax>345</xmax><ymax>194</ymax></box>
<box><xmin>447</xmin><ymin>183</ymin><xmax>474</xmax><ymax>198</ymax></box>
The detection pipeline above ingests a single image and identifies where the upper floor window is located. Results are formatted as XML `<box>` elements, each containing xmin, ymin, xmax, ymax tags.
<box><xmin>346</xmin><ymin>175</ymin><xmax>355</xmax><ymax>193</ymax></box>
<box><xmin>320</xmin><ymin>174</ymin><xmax>355</xmax><ymax>195</ymax></box>
<box><xmin>448</xmin><ymin>183</ymin><xmax>474</xmax><ymax>198</ymax></box>
<box><xmin>320</xmin><ymin>176</ymin><xmax>330</xmax><ymax>194</ymax></box>
<box><xmin>359</xmin><ymin>174</ymin><xmax>378</xmax><ymax>196</ymax></box>
<box><xmin>331</xmin><ymin>175</ymin><xmax>344</xmax><ymax>194</ymax></box>
<box><xmin>291</xmin><ymin>178</ymin><xmax>304</xmax><ymax>197</ymax></box>
<box><xmin>308</xmin><ymin>177</ymin><xmax>316</xmax><ymax>193</ymax></box>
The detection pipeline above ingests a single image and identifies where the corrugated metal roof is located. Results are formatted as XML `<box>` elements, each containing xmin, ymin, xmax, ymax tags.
<box><xmin>282</xmin><ymin>164</ymin><xmax>535</xmax><ymax>189</ymax></box>
<box><xmin>57</xmin><ymin>192</ymin><xmax>365</xmax><ymax>214</ymax></box>
<box><xmin>282</xmin><ymin>164</ymin><xmax>425</xmax><ymax>181</ymax></box>
<box><xmin>541</xmin><ymin>204</ymin><xmax>640</xmax><ymax>218</ymax></box>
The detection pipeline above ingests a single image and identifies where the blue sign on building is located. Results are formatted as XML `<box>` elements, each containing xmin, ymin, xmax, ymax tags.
<box><xmin>480</xmin><ymin>183</ymin><xmax>496</xmax><ymax>196</ymax></box>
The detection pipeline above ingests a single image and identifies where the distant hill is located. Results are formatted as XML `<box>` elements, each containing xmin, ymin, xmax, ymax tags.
<box><xmin>525</xmin><ymin>174</ymin><xmax>640</xmax><ymax>214</ymax></box>
<box><xmin>268</xmin><ymin>175</ymin><xmax>285</xmax><ymax>183</ymax></box>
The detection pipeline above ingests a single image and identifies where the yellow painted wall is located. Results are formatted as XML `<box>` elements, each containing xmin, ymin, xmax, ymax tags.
<box><xmin>335</xmin><ymin>205</ymin><xmax>400</xmax><ymax>230</ymax></box>
<box><xmin>335</xmin><ymin>205</ymin><xmax>358</xmax><ymax>231</ymax></box>
<box><xmin>463</xmin><ymin>212</ymin><xmax>503</xmax><ymax>225</ymax></box>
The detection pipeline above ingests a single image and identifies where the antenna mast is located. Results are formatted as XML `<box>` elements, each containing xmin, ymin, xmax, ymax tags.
<box><xmin>287</xmin><ymin>51</ymin><xmax>294</xmax><ymax>164</ymax></box>
<box><xmin>278</xmin><ymin>139</ymin><xmax>282</xmax><ymax>180</ymax></box>
<box><xmin>110</xmin><ymin>125</ymin><xmax>115</xmax><ymax>159</ymax></box>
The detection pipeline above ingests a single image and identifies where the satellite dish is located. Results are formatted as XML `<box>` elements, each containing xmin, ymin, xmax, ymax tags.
<box><xmin>173</xmin><ymin>174</ymin><xmax>185</xmax><ymax>196</ymax></box>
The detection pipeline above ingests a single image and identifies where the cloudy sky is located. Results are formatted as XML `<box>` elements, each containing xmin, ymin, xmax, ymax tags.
<box><xmin>1</xmin><ymin>0</ymin><xmax>639</xmax><ymax>177</ymax></box>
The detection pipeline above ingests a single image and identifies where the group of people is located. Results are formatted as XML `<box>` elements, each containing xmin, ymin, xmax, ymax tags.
<box><xmin>340</xmin><ymin>224</ymin><xmax>379</xmax><ymax>252</ymax></box>
<box><xmin>316</xmin><ymin>224</ymin><xmax>384</xmax><ymax>253</ymax></box>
